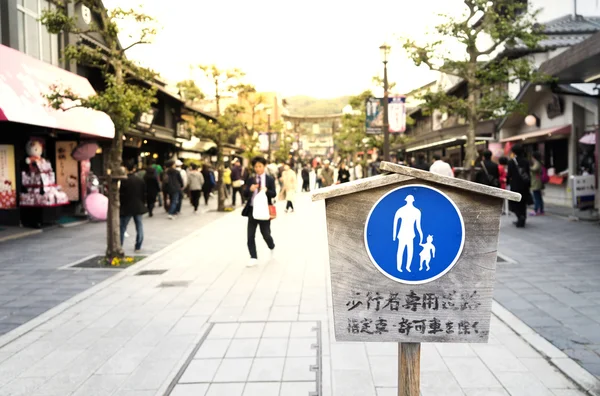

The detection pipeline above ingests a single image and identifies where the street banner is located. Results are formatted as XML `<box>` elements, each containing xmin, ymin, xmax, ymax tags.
<box><xmin>56</xmin><ymin>141</ymin><xmax>79</xmax><ymax>201</ymax></box>
<box><xmin>389</xmin><ymin>96</ymin><xmax>406</xmax><ymax>133</ymax></box>
<box><xmin>0</xmin><ymin>145</ymin><xmax>17</xmax><ymax>209</ymax></box>
<box><xmin>366</xmin><ymin>97</ymin><xmax>384</xmax><ymax>135</ymax></box>
<box><xmin>366</xmin><ymin>96</ymin><xmax>407</xmax><ymax>134</ymax></box>
<box><xmin>258</xmin><ymin>133</ymin><xmax>269</xmax><ymax>151</ymax></box>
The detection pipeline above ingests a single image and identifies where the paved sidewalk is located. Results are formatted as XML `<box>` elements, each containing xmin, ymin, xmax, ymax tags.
<box><xmin>0</xmin><ymin>195</ymin><xmax>591</xmax><ymax>396</ymax></box>
<box><xmin>0</xmin><ymin>199</ymin><xmax>224</xmax><ymax>336</ymax></box>
<box><xmin>496</xmin><ymin>213</ymin><xmax>600</xmax><ymax>378</ymax></box>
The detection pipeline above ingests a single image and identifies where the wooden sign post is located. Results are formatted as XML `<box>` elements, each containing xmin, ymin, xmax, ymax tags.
<box><xmin>313</xmin><ymin>162</ymin><xmax>521</xmax><ymax>396</ymax></box>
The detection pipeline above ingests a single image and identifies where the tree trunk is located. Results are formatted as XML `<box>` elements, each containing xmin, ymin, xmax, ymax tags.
<box><xmin>106</xmin><ymin>128</ymin><xmax>124</xmax><ymax>260</ymax></box>
<box><xmin>106</xmin><ymin>63</ymin><xmax>125</xmax><ymax>260</ymax></box>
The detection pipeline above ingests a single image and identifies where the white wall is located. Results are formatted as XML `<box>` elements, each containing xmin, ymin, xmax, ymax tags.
<box><xmin>530</xmin><ymin>0</ymin><xmax>600</xmax><ymax>21</ymax></box>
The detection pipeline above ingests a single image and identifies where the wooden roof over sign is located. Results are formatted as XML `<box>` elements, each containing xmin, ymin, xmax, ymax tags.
<box><xmin>312</xmin><ymin>161</ymin><xmax>522</xmax><ymax>202</ymax></box>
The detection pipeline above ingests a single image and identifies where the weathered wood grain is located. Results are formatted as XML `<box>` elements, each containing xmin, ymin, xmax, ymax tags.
<box><xmin>325</xmin><ymin>180</ymin><xmax>502</xmax><ymax>343</ymax></box>
<box><xmin>311</xmin><ymin>173</ymin><xmax>415</xmax><ymax>201</ymax></box>
<box><xmin>380</xmin><ymin>162</ymin><xmax>522</xmax><ymax>202</ymax></box>
<box><xmin>399</xmin><ymin>343</ymin><xmax>420</xmax><ymax>396</ymax></box>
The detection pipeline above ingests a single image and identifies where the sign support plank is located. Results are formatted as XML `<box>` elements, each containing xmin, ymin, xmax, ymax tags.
<box><xmin>399</xmin><ymin>342</ymin><xmax>420</xmax><ymax>396</ymax></box>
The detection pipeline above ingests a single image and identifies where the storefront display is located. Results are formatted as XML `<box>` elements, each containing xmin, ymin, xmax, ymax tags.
<box><xmin>55</xmin><ymin>141</ymin><xmax>80</xmax><ymax>201</ymax></box>
<box><xmin>20</xmin><ymin>138</ymin><xmax>69</xmax><ymax>207</ymax></box>
<box><xmin>0</xmin><ymin>145</ymin><xmax>17</xmax><ymax>209</ymax></box>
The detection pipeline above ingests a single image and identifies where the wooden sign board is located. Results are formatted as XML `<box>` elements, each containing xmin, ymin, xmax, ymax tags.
<box><xmin>313</xmin><ymin>162</ymin><xmax>521</xmax><ymax>343</ymax></box>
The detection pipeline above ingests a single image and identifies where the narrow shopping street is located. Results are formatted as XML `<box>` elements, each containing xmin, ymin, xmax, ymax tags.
<box><xmin>0</xmin><ymin>194</ymin><xmax>596</xmax><ymax>396</ymax></box>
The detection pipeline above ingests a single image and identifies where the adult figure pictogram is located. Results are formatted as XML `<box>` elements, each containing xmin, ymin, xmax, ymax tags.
<box><xmin>393</xmin><ymin>195</ymin><xmax>423</xmax><ymax>272</ymax></box>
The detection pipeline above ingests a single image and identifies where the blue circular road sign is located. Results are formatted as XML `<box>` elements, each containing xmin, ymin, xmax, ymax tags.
<box><xmin>364</xmin><ymin>184</ymin><xmax>465</xmax><ymax>284</ymax></box>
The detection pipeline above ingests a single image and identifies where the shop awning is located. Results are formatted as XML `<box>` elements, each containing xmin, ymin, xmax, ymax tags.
<box><xmin>0</xmin><ymin>44</ymin><xmax>114</xmax><ymax>138</ymax></box>
<box><xmin>500</xmin><ymin>125</ymin><xmax>571</xmax><ymax>143</ymax></box>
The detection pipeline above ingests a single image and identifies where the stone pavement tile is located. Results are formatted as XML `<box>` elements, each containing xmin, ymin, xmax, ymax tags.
<box><xmin>96</xmin><ymin>346</ymin><xmax>153</xmax><ymax>375</ymax></box>
<box><xmin>551</xmin><ymin>390</ymin><xmax>588</xmax><ymax>396</ymax></box>
<box><xmin>208</xmin><ymin>323</ymin><xmax>239</xmax><ymax>339</ymax></box>
<box><xmin>194</xmin><ymin>339</ymin><xmax>231</xmax><ymax>359</ymax></box>
<box><xmin>256</xmin><ymin>338</ymin><xmax>288</xmax><ymax>357</ymax></box>
<box><xmin>171</xmin><ymin>383</ymin><xmax>209</xmax><ymax>396</ymax></box>
<box><xmin>287</xmin><ymin>337</ymin><xmax>316</xmax><ymax>357</ymax></box>
<box><xmin>279</xmin><ymin>381</ymin><xmax>317</xmax><ymax>396</ymax></box>
<box><xmin>518</xmin><ymin>358</ymin><xmax>576</xmax><ymax>389</ymax></box>
<box><xmin>494</xmin><ymin>331</ymin><xmax>540</xmax><ymax>358</ymax></box>
<box><xmin>235</xmin><ymin>322</ymin><xmax>265</xmax><ymax>339</ymax></box>
<box><xmin>376</xmin><ymin>388</ymin><xmax>397</xmax><ymax>396</ymax></box>
<box><xmin>247</xmin><ymin>357</ymin><xmax>285</xmax><ymax>381</ymax></box>
<box><xmin>0</xmin><ymin>376</ymin><xmax>46</xmax><ymax>396</ymax></box>
<box><xmin>169</xmin><ymin>316</ymin><xmax>208</xmax><ymax>335</ymax></box>
<box><xmin>332</xmin><ymin>369</ymin><xmax>376</xmax><ymax>396</ymax></box>
<box><xmin>205</xmin><ymin>383</ymin><xmax>245</xmax><ymax>396</ymax></box>
<box><xmin>421</xmin><ymin>343</ymin><xmax>449</xmax><ymax>372</ymax></box>
<box><xmin>463</xmin><ymin>389</ymin><xmax>510</xmax><ymax>396</ymax></box>
<box><xmin>180</xmin><ymin>359</ymin><xmax>221</xmax><ymax>383</ymax></box>
<box><xmin>368</xmin><ymin>356</ymin><xmax>396</xmax><ymax>387</ymax></box>
<box><xmin>282</xmin><ymin>357</ymin><xmax>316</xmax><ymax>381</ymax></box>
<box><xmin>242</xmin><ymin>382</ymin><xmax>280</xmax><ymax>396</ymax></box>
<box><xmin>225</xmin><ymin>338</ymin><xmax>260</xmax><ymax>358</ymax></box>
<box><xmin>444</xmin><ymin>357</ymin><xmax>503</xmax><ymax>388</ymax></box>
<box><xmin>495</xmin><ymin>372</ymin><xmax>555</xmax><ymax>396</ymax></box>
<box><xmin>268</xmin><ymin>306</ymin><xmax>298</xmax><ymax>321</ymax></box>
<box><xmin>120</xmin><ymin>358</ymin><xmax>179</xmax><ymax>391</ymax></box>
<box><xmin>471</xmin><ymin>344</ymin><xmax>528</xmax><ymax>372</ymax></box>
<box><xmin>366</xmin><ymin>343</ymin><xmax>397</xmax><ymax>356</ymax></box>
<box><xmin>71</xmin><ymin>374</ymin><xmax>128</xmax><ymax>396</ymax></box>
<box><xmin>290</xmin><ymin>321</ymin><xmax>316</xmax><ymax>338</ymax></box>
<box><xmin>213</xmin><ymin>358</ymin><xmax>253</xmax><ymax>382</ymax></box>
<box><xmin>19</xmin><ymin>348</ymin><xmax>84</xmax><ymax>378</ymax></box>
<box><xmin>421</xmin><ymin>371</ymin><xmax>465</xmax><ymax>396</ymax></box>
<box><xmin>331</xmin><ymin>343</ymin><xmax>370</xmax><ymax>370</ymax></box>
<box><xmin>435</xmin><ymin>343</ymin><xmax>477</xmax><ymax>357</ymax></box>
<box><xmin>110</xmin><ymin>391</ymin><xmax>155</xmax><ymax>396</ymax></box>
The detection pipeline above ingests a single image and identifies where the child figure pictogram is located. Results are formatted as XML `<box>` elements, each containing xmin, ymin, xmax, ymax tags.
<box><xmin>419</xmin><ymin>235</ymin><xmax>436</xmax><ymax>271</ymax></box>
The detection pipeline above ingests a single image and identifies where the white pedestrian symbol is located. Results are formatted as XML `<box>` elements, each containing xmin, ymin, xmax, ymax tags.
<box><xmin>419</xmin><ymin>235</ymin><xmax>436</xmax><ymax>271</ymax></box>
<box><xmin>393</xmin><ymin>195</ymin><xmax>424</xmax><ymax>272</ymax></box>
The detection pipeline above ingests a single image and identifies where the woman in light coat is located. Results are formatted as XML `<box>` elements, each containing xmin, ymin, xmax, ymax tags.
<box><xmin>280</xmin><ymin>164</ymin><xmax>297</xmax><ymax>212</ymax></box>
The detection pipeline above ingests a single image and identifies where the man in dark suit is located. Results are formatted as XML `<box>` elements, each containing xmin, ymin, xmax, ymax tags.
<box><xmin>120</xmin><ymin>160</ymin><xmax>147</xmax><ymax>253</ymax></box>
<box><xmin>475</xmin><ymin>150</ymin><xmax>500</xmax><ymax>188</ymax></box>
<box><xmin>242</xmin><ymin>156</ymin><xmax>276</xmax><ymax>267</ymax></box>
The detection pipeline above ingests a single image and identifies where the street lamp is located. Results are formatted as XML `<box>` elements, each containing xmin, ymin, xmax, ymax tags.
<box><xmin>380</xmin><ymin>43</ymin><xmax>391</xmax><ymax>162</ymax></box>
<box><xmin>266</xmin><ymin>108</ymin><xmax>272</xmax><ymax>161</ymax></box>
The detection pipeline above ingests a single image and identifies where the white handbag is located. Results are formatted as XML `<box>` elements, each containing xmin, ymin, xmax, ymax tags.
<box><xmin>252</xmin><ymin>190</ymin><xmax>270</xmax><ymax>221</ymax></box>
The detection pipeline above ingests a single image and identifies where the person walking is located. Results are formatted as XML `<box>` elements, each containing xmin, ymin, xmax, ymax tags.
<box><xmin>187</xmin><ymin>163</ymin><xmax>204</xmax><ymax>214</ymax></box>
<box><xmin>223</xmin><ymin>164</ymin><xmax>232</xmax><ymax>199</ymax></box>
<box><xmin>530</xmin><ymin>152</ymin><xmax>545</xmax><ymax>216</ymax></box>
<box><xmin>175</xmin><ymin>160</ymin><xmax>187</xmax><ymax>215</ymax></box>
<box><xmin>498</xmin><ymin>156</ymin><xmax>509</xmax><ymax>215</ymax></box>
<box><xmin>507</xmin><ymin>144</ymin><xmax>532</xmax><ymax>228</ymax></box>
<box><xmin>143</xmin><ymin>166</ymin><xmax>160</xmax><ymax>217</ymax></box>
<box><xmin>301</xmin><ymin>164</ymin><xmax>310</xmax><ymax>192</ymax></box>
<box><xmin>321</xmin><ymin>160</ymin><xmax>334</xmax><ymax>187</ymax></box>
<box><xmin>475</xmin><ymin>150</ymin><xmax>500</xmax><ymax>187</ymax></box>
<box><xmin>429</xmin><ymin>154</ymin><xmax>454</xmax><ymax>177</ymax></box>
<box><xmin>151</xmin><ymin>160</ymin><xmax>164</xmax><ymax>208</ymax></box>
<box><xmin>120</xmin><ymin>161</ymin><xmax>147</xmax><ymax>253</ymax></box>
<box><xmin>337</xmin><ymin>162</ymin><xmax>351</xmax><ymax>184</ymax></box>
<box><xmin>280</xmin><ymin>164</ymin><xmax>297</xmax><ymax>212</ymax></box>
<box><xmin>242</xmin><ymin>157</ymin><xmax>276</xmax><ymax>267</ymax></box>
<box><xmin>201</xmin><ymin>164</ymin><xmax>215</xmax><ymax>206</ymax></box>
<box><xmin>412</xmin><ymin>154</ymin><xmax>429</xmax><ymax>171</ymax></box>
<box><xmin>231</xmin><ymin>159</ymin><xmax>244</xmax><ymax>206</ymax></box>
<box><xmin>165</xmin><ymin>160</ymin><xmax>184</xmax><ymax>220</ymax></box>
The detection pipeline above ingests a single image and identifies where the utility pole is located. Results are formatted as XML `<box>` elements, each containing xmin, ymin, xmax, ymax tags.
<box><xmin>267</xmin><ymin>110</ymin><xmax>272</xmax><ymax>161</ymax></box>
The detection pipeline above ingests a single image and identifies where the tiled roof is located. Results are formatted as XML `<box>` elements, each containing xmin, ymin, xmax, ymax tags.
<box><xmin>541</xmin><ymin>15</ymin><xmax>600</xmax><ymax>34</ymax></box>
<box><xmin>538</xmin><ymin>35</ymin><xmax>594</xmax><ymax>49</ymax></box>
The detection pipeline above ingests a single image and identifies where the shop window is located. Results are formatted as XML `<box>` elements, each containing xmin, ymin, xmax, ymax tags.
<box><xmin>17</xmin><ymin>0</ymin><xmax>59</xmax><ymax>66</ymax></box>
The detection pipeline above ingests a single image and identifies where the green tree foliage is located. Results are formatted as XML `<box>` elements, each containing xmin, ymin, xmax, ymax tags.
<box><xmin>177</xmin><ymin>79</ymin><xmax>204</xmax><ymax>103</ymax></box>
<box><xmin>40</xmin><ymin>0</ymin><xmax>158</xmax><ymax>260</ymax></box>
<box><xmin>194</xmin><ymin>65</ymin><xmax>245</xmax><ymax>211</ymax></box>
<box><xmin>403</xmin><ymin>0</ymin><xmax>546</xmax><ymax>172</ymax></box>
<box><xmin>335</xmin><ymin>91</ymin><xmax>372</xmax><ymax>160</ymax></box>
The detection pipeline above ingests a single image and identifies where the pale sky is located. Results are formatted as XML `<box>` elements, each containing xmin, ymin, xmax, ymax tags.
<box><xmin>103</xmin><ymin>0</ymin><xmax>597</xmax><ymax>99</ymax></box>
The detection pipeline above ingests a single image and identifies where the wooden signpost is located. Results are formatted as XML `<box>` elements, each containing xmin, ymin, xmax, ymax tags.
<box><xmin>313</xmin><ymin>162</ymin><xmax>522</xmax><ymax>396</ymax></box>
